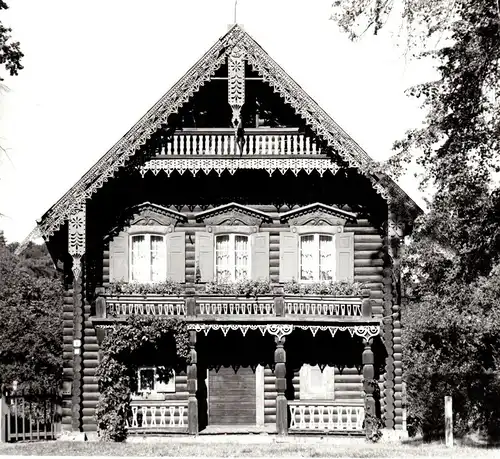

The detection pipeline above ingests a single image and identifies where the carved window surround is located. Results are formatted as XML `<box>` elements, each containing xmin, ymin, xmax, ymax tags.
<box><xmin>280</xmin><ymin>203</ymin><xmax>356</xmax><ymax>227</ymax></box>
<box><xmin>195</xmin><ymin>202</ymin><xmax>272</xmax><ymax>227</ymax></box>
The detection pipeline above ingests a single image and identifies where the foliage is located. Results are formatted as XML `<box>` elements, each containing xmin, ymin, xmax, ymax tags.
<box><xmin>7</xmin><ymin>241</ymin><xmax>59</xmax><ymax>279</ymax></box>
<box><xmin>204</xmin><ymin>278</ymin><xmax>272</xmax><ymax>296</ymax></box>
<box><xmin>283</xmin><ymin>279</ymin><xmax>363</xmax><ymax>296</ymax></box>
<box><xmin>95</xmin><ymin>316</ymin><xmax>189</xmax><ymax>441</ymax></box>
<box><xmin>331</xmin><ymin>0</ymin><xmax>500</xmax><ymax>441</ymax></box>
<box><xmin>106</xmin><ymin>280</ymin><xmax>184</xmax><ymax>296</ymax></box>
<box><xmin>402</xmin><ymin>271</ymin><xmax>500</xmax><ymax>440</ymax></box>
<box><xmin>0</xmin><ymin>244</ymin><xmax>62</xmax><ymax>391</ymax></box>
<box><xmin>0</xmin><ymin>1</ymin><xmax>23</xmax><ymax>81</ymax></box>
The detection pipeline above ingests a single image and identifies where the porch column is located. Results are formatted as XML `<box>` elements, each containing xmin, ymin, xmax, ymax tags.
<box><xmin>275</xmin><ymin>336</ymin><xmax>287</xmax><ymax>435</ymax></box>
<box><xmin>362</xmin><ymin>337</ymin><xmax>376</xmax><ymax>439</ymax></box>
<box><xmin>68</xmin><ymin>202</ymin><xmax>86</xmax><ymax>432</ymax></box>
<box><xmin>187</xmin><ymin>330</ymin><xmax>198</xmax><ymax>435</ymax></box>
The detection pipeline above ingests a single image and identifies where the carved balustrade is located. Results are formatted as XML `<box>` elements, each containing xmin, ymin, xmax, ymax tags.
<box><xmin>99</xmin><ymin>294</ymin><xmax>186</xmax><ymax>318</ymax></box>
<box><xmin>288</xmin><ymin>401</ymin><xmax>365</xmax><ymax>432</ymax></box>
<box><xmin>157</xmin><ymin>129</ymin><xmax>323</xmax><ymax>157</ymax></box>
<box><xmin>196</xmin><ymin>296</ymin><xmax>275</xmax><ymax>316</ymax></box>
<box><xmin>284</xmin><ymin>296</ymin><xmax>363</xmax><ymax>317</ymax></box>
<box><xmin>94</xmin><ymin>289</ymin><xmax>373</xmax><ymax>322</ymax></box>
<box><xmin>126</xmin><ymin>401</ymin><xmax>188</xmax><ymax>431</ymax></box>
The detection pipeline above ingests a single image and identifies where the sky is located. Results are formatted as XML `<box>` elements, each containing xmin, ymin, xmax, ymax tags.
<box><xmin>0</xmin><ymin>0</ymin><xmax>436</xmax><ymax>244</ymax></box>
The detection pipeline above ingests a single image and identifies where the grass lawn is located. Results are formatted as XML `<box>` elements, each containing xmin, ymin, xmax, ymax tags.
<box><xmin>0</xmin><ymin>438</ymin><xmax>499</xmax><ymax>457</ymax></box>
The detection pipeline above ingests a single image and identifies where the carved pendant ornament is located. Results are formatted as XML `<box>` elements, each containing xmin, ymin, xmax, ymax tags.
<box><xmin>189</xmin><ymin>323</ymin><xmax>380</xmax><ymax>341</ymax></box>
<box><xmin>68</xmin><ymin>203</ymin><xmax>86</xmax><ymax>279</ymax></box>
<box><xmin>228</xmin><ymin>45</ymin><xmax>246</xmax><ymax>131</ymax></box>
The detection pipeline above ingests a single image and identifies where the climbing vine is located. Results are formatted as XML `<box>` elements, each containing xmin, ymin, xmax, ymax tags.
<box><xmin>94</xmin><ymin>316</ymin><xmax>189</xmax><ymax>441</ymax></box>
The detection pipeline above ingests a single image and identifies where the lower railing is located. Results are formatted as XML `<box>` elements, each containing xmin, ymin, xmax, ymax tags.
<box><xmin>126</xmin><ymin>401</ymin><xmax>188</xmax><ymax>431</ymax></box>
<box><xmin>288</xmin><ymin>401</ymin><xmax>364</xmax><ymax>432</ymax></box>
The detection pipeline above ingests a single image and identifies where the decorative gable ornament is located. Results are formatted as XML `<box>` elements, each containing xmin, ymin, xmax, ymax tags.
<box><xmin>16</xmin><ymin>24</ymin><xmax>420</xmax><ymax>254</ymax></box>
<box><xmin>195</xmin><ymin>202</ymin><xmax>272</xmax><ymax>227</ymax></box>
<box><xmin>280</xmin><ymin>203</ymin><xmax>357</xmax><ymax>226</ymax></box>
<box><xmin>127</xmin><ymin>202</ymin><xmax>187</xmax><ymax>227</ymax></box>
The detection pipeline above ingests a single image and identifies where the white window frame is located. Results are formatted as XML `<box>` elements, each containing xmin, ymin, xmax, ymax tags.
<box><xmin>299</xmin><ymin>364</ymin><xmax>335</xmax><ymax>400</ymax></box>
<box><xmin>214</xmin><ymin>233</ymin><xmax>251</xmax><ymax>282</ymax></box>
<box><xmin>137</xmin><ymin>366</ymin><xmax>176</xmax><ymax>394</ymax></box>
<box><xmin>299</xmin><ymin>233</ymin><xmax>335</xmax><ymax>283</ymax></box>
<box><xmin>129</xmin><ymin>234</ymin><xmax>167</xmax><ymax>283</ymax></box>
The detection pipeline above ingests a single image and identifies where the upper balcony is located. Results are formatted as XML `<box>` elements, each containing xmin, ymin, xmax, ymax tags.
<box><xmin>153</xmin><ymin>128</ymin><xmax>325</xmax><ymax>157</ymax></box>
<box><xmin>92</xmin><ymin>283</ymin><xmax>376</xmax><ymax>327</ymax></box>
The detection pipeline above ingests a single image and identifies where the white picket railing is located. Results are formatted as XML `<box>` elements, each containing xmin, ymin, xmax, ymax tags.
<box><xmin>289</xmin><ymin>402</ymin><xmax>365</xmax><ymax>432</ymax></box>
<box><xmin>158</xmin><ymin>129</ymin><xmax>322</xmax><ymax>156</ymax></box>
<box><xmin>126</xmin><ymin>402</ymin><xmax>187</xmax><ymax>430</ymax></box>
<box><xmin>284</xmin><ymin>296</ymin><xmax>363</xmax><ymax>317</ymax></box>
<box><xmin>197</xmin><ymin>297</ymin><xmax>275</xmax><ymax>315</ymax></box>
<box><xmin>106</xmin><ymin>296</ymin><xmax>186</xmax><ymax>317</ymax></box>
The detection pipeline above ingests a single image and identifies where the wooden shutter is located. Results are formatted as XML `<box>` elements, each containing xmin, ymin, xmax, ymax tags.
<box><xmin>109</xmin><ymin>231</ymin><xmax>129</xmax><ymax>282</ymax></box>
<box><xmin>166</xmin><ymin>232</ymin><xmax>185</xmax><ymax>283</ymax></box>
<box><xmin>195</xmin><ymin>232</ymin><xmax>214</xmax><ymax>282</ymax></box>
<box><xmin>335</xmin><ymin>232</ymin><xmax>354</xmax><ymax>281</ymax></box>
<box><xmin>251</xmin><ymin>232</ymin><xmax>270</xmax><ymax>281</ymax></box>
<box><xmin>279</xmin><ymin>232</ymin><xmax>299</xmax><ymax>282</ymax></box>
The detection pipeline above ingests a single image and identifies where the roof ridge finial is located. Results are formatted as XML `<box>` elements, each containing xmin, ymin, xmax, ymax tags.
<box><xmin>234</xmin><ymin>0</ymin><xmax>238</xmax><ymax>24</ymax></box>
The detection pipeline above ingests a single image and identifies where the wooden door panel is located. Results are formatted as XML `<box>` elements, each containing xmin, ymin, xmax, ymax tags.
<box><xmin>209</xmin><ymin>366</ymin><xmax>256</xmax><ymax>425</ymax></box>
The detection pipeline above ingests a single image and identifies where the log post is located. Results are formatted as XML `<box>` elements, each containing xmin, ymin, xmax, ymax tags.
<box><xmin>363</xmin><ymin>337</ymin><xmax>376</xmax><ymax>440</ymax></box>
<box><xmin>275</xmin><ymin>336</ymin><xmax>287</xmax><ymax>435</ymax></box>
<box><xmin>187</xmin><ymin>330</ymin><xmax>198</xmax><ymax>435</ymax></box>
<box><xmin>68</xmin><ymin>203</ymin><xmax>86</xmax><ymax>433</ymax></box>
<box><xmin>0</xmin><ymin>387</ymin><xmax>8</xmax><ymax>443</ymax></box>
<box><xmin>445</xmin><ymin>396</ymin><xmax>453</xmax><ymax>447</ymax></box>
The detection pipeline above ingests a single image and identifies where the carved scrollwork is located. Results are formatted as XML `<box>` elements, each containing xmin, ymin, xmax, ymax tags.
<box><xmin>68</xmin><ymin>203</ymin><xmax>86</xmax><ymax>279</ymax></box>
<box><xmin>228</xmin><ymin>45</ymin><xmax>246</xmax><ymax>130</ymax></box>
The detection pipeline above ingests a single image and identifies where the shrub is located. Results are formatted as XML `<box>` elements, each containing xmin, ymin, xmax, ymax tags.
<box><xmin>204</xmin><ymin>278</ymin><xmax>272</xmax><ymax>296</ymax></box>
<box><xmin>283</xmin><ymin>279</ymin><xmax>363</xmax><ymax>296</ymax></box>
<box><xmin>106</xmin><ymin>280</ymin><xmax>184</xmax><ymax>296</ymax></box>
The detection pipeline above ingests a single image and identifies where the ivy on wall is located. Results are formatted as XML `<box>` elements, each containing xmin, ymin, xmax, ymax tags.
<box><xmin>94</xmin><ymin>316</ymin><xmax>190</xmax><ymax>441</ymax></box>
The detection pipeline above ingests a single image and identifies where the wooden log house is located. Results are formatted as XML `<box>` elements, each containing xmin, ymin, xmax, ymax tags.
<box><xmin>17</xmin><ymin>25</ymin><xmax>421</xmax><ymax>437</ymax></box>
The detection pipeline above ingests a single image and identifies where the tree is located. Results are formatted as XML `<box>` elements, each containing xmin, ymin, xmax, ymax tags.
<box><xmin>331</xmin><ymin>0</ymin><xmax>500</xmax><ymax>440</ymax></box>
<box><xmin>0</xmin><ymin>1</ymin><xmax>23</xmax><ymax>81</ymax></box>
<box><xmin>0</xmin><ymin>243</ymin><xmax>62</xmax><ymax>391</ymax></box>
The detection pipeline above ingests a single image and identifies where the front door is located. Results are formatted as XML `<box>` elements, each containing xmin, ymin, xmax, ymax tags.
<box><xmin>208</xmin><ymin>366</ymin><xmax>256</xmax><ymax>425</ymax></box>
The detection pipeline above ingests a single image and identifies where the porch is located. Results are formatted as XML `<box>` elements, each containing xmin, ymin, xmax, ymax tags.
<box><xmin>121</xmin><ymin>326</ymin><xmax>381</xmax><ymax>437</ymax></box>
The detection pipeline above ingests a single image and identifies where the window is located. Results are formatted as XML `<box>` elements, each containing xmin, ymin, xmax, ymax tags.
<box><xmin>137</xmin><ymin>367</ymin><xmax>175</xmax><ymax>393</ymax></box>
<box><xmin>215</xmin><ymin>234</ymin><xmax>250</xmax><ymax>282</ymax></box>
<box><xmin>299</xmin><ymin>234</ymin><xmax>334</xmax><ymax>282</ymax></box>
<box><xmin>299</xmin><ymin>364</ymin><xmax>335</xmax><ymax>400</ymax></box>
<box><xmin>130</xmin><ymin>234</ymin><xmax>166</xmax><ymax>283</ymax></box>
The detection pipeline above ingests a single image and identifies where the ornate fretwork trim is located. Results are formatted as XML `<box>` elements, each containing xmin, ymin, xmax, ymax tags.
<box><xmin>228</xmin><ymin>45</ymin><xmax>246</xmax><ymax>130</ymax></box>
<box><xmin>127</xmin><ymin>202</ymin><xmax>188</xmax><ymax>225</ymax></box>
<box><xmin>29</xmin><ymin>24</ymin><xmax>420</xmax><ymax>246</ymax></box>
<box><xmin>280</xmin><ymin>202</ymin><xmax>356</xmax><ymax>223</ymax></box>
<box><xmin>68</xmin><ymin>203</ymin><xmax>86</xmax><ymax>279</ymax></box>
<box><xmin>139</xmin><ymin>157</ymin><xmax>340</xmax><ymax>178</ymax></box>
<box><xmin>189</xmin><ymin>323</ymin><xmax>380</xmax><ymax>341</ymax></box>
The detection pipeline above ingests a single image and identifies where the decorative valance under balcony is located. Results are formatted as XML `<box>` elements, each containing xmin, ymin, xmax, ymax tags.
<box><xmin>139</xmin><ymin>157</ymin><xmax>340</xmax><ymax>178</ymax></box>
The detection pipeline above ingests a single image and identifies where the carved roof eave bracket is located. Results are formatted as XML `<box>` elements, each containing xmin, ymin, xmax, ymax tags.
<box><xmin>195</xmin><ymin>202</ymin><xmax>272</xmax><ymax>224</ymax></box>
<box><xmin>279</xmin><ymin>202</ymin><xmax>357</xmax><ymax>223</ymax></box>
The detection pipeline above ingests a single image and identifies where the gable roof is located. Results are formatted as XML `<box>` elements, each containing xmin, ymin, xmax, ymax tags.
<box><xmin>16</xmin><ymin>24</ymin><xmax>421</xmax><ymax>254</ymax></box>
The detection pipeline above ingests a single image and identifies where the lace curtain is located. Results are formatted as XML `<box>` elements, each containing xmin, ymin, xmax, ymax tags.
<box><xmin>215</xmin><ymin>234</ymin><xmax>249</xmax><ymax>282</ymax></box>
<box><xmin>300</xmin><ymin>234</ymin><xmax>334</xmax><ymax>281</ymax></box>
<box><xmin>131</xmin><ymin>235</ymin><xmax>166</xmax><ymax>282</ymax></box>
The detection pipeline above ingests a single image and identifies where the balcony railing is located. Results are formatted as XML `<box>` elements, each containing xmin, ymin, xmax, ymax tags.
<box><xmin>156</xmin><ymin>128</ymin><xmax>323</xmax><ymax>157</ymax></box>
<box><xmin>288</xmin><ymin>401</ymin><xmax>365</xmax><ymax>432</ymax></box>
<box><xmin>284</xmin><ymin>296</ymin><xmax>363</xmax><ymax>317</ymax></box>
<box><xmin>104</xmin><ymin>295</ymin><xmax>186</xmax><ymax>317</ymax></box>
<box><xmin>126</xmin><ymin>401</ymin><xmax>188</xmax><ymax>432</ymax></box>
<box><xmin>95</xmin><ymin>290</ymin><xmax>372</xmax><ymax>321</ymax></box>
